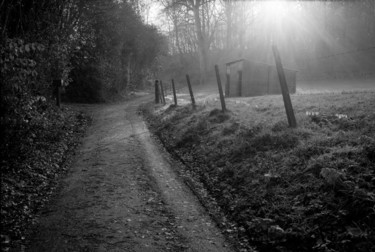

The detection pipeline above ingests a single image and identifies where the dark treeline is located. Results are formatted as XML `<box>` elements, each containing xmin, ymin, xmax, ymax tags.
<box><xmin>0</xmin><ymin>0</ymin><xmax>166</xmax><ymax>106</ymax></box>
<box><xmin>0</xmin><ymin>0</ymin><xmax>167</xmax><ymax>156</ymax></box>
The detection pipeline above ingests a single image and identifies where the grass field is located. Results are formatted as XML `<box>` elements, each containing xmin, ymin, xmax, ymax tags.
<box><xmin>297</xmin><ymin>77</ymin><xmax>375</xmax><ymax>94</ymax></box>
<box><xmin>144</xmin><ymin>80</ymin><xmax>375</xmax><ymax>252</ymax></box>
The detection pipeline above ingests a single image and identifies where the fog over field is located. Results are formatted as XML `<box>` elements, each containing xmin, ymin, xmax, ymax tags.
<box><xmin>298</xmin><ymin>78</ymin><xmax>375</xmax><ymax>93</ymax></box>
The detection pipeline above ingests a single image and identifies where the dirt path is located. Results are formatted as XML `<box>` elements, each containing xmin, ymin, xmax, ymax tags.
<box><xmin>26</xmin><ymin>96</ymin><xmax>232</xmax><ymax>252</ymax></box>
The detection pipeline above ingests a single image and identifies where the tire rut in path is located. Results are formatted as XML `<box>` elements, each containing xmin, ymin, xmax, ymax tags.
<box><xmin>26</xmin><ymin>98</ymin><xmax>232</xmax><ymax>252</ymax></box>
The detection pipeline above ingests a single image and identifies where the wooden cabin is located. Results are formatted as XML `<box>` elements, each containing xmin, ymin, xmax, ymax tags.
<box><xmin>225</xmin><ymin>59</ymin><xmax>297</xmax><ymax>97</ymax></box>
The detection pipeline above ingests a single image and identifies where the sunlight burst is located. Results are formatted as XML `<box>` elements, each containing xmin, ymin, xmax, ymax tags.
<box><xmin>262</xmin><ymin>0</ymin><xmax>289</xmax><ymax>20</ymax></box>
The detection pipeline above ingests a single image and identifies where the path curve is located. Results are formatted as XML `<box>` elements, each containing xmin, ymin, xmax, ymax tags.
<box><xmin>26</xmin><ymin>95</ymin><xmax>232</xmax><ymax>252</ymax></box>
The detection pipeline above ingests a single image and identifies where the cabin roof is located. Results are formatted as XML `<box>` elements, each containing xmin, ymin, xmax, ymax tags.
<box><xmin>225</xmin><ymin>58</ymin><xmax>298</xmax><ymax>72</ymax></box>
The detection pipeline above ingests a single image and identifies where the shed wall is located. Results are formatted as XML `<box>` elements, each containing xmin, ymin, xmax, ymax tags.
<box><xmin>242</xmin><ymin>61</ymin><xmax>269</xmax><ymax>96</ymax></box>
<box><xmin>226</xmin><ymin>59</ymin><xmax>297</xmax><ymax>97</ymax></box>
<box><xmin>228</xmin><ymin>61</ymin><xmax>243</xmax><ymax>97</ymax></box>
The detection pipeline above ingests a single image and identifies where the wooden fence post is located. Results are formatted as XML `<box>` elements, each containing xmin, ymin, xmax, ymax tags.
<box><xmin>53</xmin><ymin>79</ymin><xmax>61</xmax><ymax>108</ymax></box>
<box><xmin>155</xmin><ymin>80</ymin><xmax>160</xmax><ymax>104</ymax></box>
<box><xmin>159</xmin><ymin>84</ymin><xmax>163</xmax><ymax>103</ymax></box>
<box><xmin>185</xmin><ymin>74</ymin><xmax>196</xmax><ymax>109</ymax></box>
<box><xmin>160</xmin><ymin>80</ymin><xmax>166</xmax><ymax>105</ymax></box>
<box><xmin>238</xmin><ymin>70</ymin><xmax>242</xmax><ymax>97</ymax></box>
<box><xmin>171</xmin><ymin>79</ymin><xmax>177</xmax><ymax>106</ymax></box>
<box><xmin>272</xmin><ymin>45</ymin><xmax>297</xmax><ymax>128</ymax></box>
<box><xmin>225</xmin><ymin>66</ymin><xmax>230</xmax><ymax>97</ymax></box>
<box><xmin>214</xmin><ymin>65</ymin><xmax>226</xmax><ymax>112</ymax></box>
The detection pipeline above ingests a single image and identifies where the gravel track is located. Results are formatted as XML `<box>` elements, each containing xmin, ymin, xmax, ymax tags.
<box><xmin>27</xmin><ymin>96</ymin><xmax>232</xmax><ymax>252</ymax></box>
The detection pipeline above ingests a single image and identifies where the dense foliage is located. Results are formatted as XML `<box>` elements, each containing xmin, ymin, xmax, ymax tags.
<box><xmin>144</xmin><ymin>92</ymin><xmax>375</xmax><ymax>252</ymax></box>
<box><xmin>1</xmin><ymin>0</ymin><xmax>166</xmax><ymax>104</ymax></box>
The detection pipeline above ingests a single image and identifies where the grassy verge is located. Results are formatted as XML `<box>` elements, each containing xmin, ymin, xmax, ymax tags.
<box><xmin>1</xmin><ymin>104</ymin><xmax>91</xmax><ymax>250</ymax></box>
<box><xmin>143</xmin><ymin>91</ymin><xmax>375</xmax><ymax>252</ymax></box>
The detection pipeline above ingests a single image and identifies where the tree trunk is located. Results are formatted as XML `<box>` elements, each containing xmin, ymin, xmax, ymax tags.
<box><xmin>225</xmin><ymin>1</ymin><xmax>233</xmax><ymax>50</ymax></box>
<box><xmin>127</xmin><ymin>53</ymin><xmax>132</xmax><ymax>91</ymax></box>
<box><xmin>192</xmin><ymin>3</ymin><xmax>209</xmax><ymax>85</ymax></box>
<box><xmin>173</xmin><ymin>18</ymin><xmax>183</xmax><ymax>55</ymax></box>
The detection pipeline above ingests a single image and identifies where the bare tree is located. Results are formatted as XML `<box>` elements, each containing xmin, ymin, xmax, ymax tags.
<box><xmin>163</xmin><ymin>0</ymin><xmax>221</xmax><ymax>84</ymax></box>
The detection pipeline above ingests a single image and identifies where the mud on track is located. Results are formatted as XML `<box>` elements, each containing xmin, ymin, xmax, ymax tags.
<box><xmin>26</xmin><ymin>96</ymin><xmax>232</xmax><ymax>252</ymax></box>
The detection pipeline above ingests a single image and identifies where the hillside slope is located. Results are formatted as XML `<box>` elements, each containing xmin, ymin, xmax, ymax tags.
<box><xmin>143</xmin><ymin>91</ymin><xmax>375</xmax><ymax>252</ymax></box>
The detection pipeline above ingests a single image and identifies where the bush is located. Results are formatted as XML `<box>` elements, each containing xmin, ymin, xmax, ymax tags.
<box><xmin>64</xmin><ymin>66</ymin><xmax>104</xmax><ymax>103</ymax></box>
